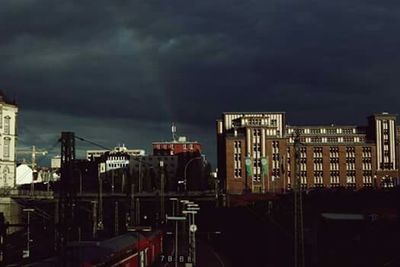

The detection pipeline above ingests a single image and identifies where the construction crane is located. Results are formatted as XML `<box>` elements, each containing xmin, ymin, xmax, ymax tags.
<box><xmin>17</xmin><ymin>145</ymin><xmax>48</xmax><ymax>170</ymax></box>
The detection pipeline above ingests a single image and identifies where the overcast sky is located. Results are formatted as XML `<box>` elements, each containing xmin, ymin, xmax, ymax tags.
<box><xmin>1</xmin><ymin>0</ymin><xmax>400</xmax><ymax>166</ymax></box>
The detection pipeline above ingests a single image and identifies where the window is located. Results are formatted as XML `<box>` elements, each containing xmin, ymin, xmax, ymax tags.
<box><xmin>4</xmin><ymin>138</ymin><xmax>10</xmax><ymax>158</ymax></box>
<box><xmin>342</xmin><ymin>128</ymin><xmax>353</xmax><ymax>134</ymax></box>
<box><xmin>314</xmin><ymin>171</ymin><xmax>324</xmax><ymax>187</ymax></box>
<box><xmin>330</xmin><ymin>171</ymin><xmax>340</xmax><ymax>186</ymax></box>
<box><xmin>311</xmin><ymin>137</ymin><xmax>322</xmax><ymax>143</ymax></box>
<box><xmin>310</xmin><ymin>128</ymin><xmax>321</xmax><ymax>134</ymax></box>
<box><xmin>326</xmin><ymin>128</ymin><xmax>337</xmax><ymax>134</ymax></box>
<box><xmin>234</xmin><ymin>141</ymin><xmax>242</xmax><ymax>178</ymax></box>
<box><xmin>4</xmin><ymin>116</ymin><xmax>10</xmax><ymax>135</ymax></box>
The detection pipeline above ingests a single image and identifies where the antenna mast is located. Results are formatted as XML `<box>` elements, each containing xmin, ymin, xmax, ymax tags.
<box><xmin>172</xmin><ymin>123</ymin><xmax>177</xmax><ymax>142</ymax></box>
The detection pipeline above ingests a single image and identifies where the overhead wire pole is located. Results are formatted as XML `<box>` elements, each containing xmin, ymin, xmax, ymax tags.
<box><xmin>294</xmin><ymin>131</ymin><xmax>305</xmax><ymax>267</ymax></box>
<box><xmin>160</xmin><ymin>160</ymin><xmax>165</xmax><ymax>224</ymax></box>
<box><xmin>59</xmin><ymin>132</ymin><xmax>76</xmax><ymax>252</ymax></box>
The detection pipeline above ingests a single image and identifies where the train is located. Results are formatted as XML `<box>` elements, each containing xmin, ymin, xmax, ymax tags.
<box><xmin>23</xmin><ymin>230</ymin><xmax>163</xmax><ymax>267</ymax></box>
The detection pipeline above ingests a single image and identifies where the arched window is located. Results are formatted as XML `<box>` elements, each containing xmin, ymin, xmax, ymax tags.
<box><xmin>4</xmin><ymin>138</ymin><xmax>10</xmax><ymax>158</ymax></box>
<box><xmin>4</xmin><ymin>116</ymin><xmax>10</xmax><ymax>135</ymax></box>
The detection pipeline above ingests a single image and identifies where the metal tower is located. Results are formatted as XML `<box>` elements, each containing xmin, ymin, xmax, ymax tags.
<box><xmin>59</xmin><ymin>132</ymin><xmax>76</xmax><ymax>248</ymax></box>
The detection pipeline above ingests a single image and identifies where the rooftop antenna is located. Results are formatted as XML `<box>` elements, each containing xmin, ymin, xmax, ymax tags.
<box><xmin>172</xmin><ymin>123</ymin><xmax>177</xmax><ymax>142</ymax></box>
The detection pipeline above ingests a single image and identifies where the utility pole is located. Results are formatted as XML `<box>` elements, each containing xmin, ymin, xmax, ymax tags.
<box><xmin>17</xmin><ymin>145</ymin><xmax>48</xmax><ymax>170</ymax></box>
<box><xmin>138</xmin><ymin>157</ymin><xmax>142</xmax><ymax>193</ymax></box>
<box><xmin>136</xmin><ymin>198</ymin><xmax>141</xmax><ymax>225</ymax></box>
<box><xmin>22</xmin><ymin>209</ymin><xmax>34</xmax><ymax>259</ymax></box>
<box><xmin>114</xmin><ymin>201</ymin><xmax>119</xmax><ymax>236</ymax></box>
<box><xmin>160</xmin><ymin>161</ymin><xmax>165</xmax><ymax>223</ymax></box>
<box><xmin>91</xmin><ymin>201</ymin><xmax>97</xmax><ymax>239</ymax></box>
<box><xmin>97</xmin><ymin>163</ymin><xmax>104</xmax><ymax>231</ymax></box>
<box><xmin>130</xmin><ymin>184</ymin><xmax>135</xmax><ymax>226</ymax></box>
<box><xmin>294</xmin><ymin>131</ymin><xmax>305</xmax><ymax>267</ymax></box>
<box><xmin>121</xmin><ymin>171</ymin><xmax>126</xmax><ymax>193</ymax></box>
<box><xmin>111</xmin><ymin>171</ymin><xmax>115</xmax><ymax>194</ymax></box>
<box><xmin>59</xmin><ymin>132</ymin><xmax>76</xmax><ymax>248</ymax></box>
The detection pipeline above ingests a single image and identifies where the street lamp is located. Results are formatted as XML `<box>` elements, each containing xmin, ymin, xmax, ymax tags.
<box><xmin>211</xmin><ymin>171</ymin><xmax>219</xmax><ymax>201</ymax></box>
<box><xmin>184</xmin><ymin>156</ymin><xmax>204</xmax><ymax>192</ymax></box>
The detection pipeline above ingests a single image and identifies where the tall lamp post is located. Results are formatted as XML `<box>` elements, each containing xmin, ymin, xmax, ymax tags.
<box><xmin>184</xmin><ymin>156</ymin><xmax>204</xmax><ymax>192</ymax></box>
<box><xmin>23</xmin><ymin>208</ymin><xmax>34</xmax><ymax>259</ymax></box>
<box><xmin>211</xmin><ymin>171</ymin><xmax>219</xmax><ymax>201</ymax></box>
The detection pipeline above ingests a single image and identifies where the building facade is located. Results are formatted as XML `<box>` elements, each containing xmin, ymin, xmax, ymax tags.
<box><xmin>129</xmin><ymin>155</ymin><xmax>179</xmax><ymax>192</ymax></box>
<box><xmin>152</xmin><ymin>136</ymin><xmax>202</xmax><ymax>156</ymax></box>
<box><xmin>87</xmin><ymin>145</ymin><xmax>145</xmax><ymax>161</ymax></box>
<box><xmin>217</xmin><ymin>112</ymin><xmax>400</xmax><ymax>194</ymax></box>
<box><xmin>0</xmin><ymin>93</ymin><xmax>18</xmax><ymax>188</ymax></box>
<box><xmin>151</xmin><ymin>134</ymin><xmax>208</xmax><ymax>191</ymax></box>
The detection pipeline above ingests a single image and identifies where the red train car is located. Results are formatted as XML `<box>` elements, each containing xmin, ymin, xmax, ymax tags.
<box><xmin>64</xmin><ymin>230</ymin><xmax>163</xmax><ymax>267</ymax></box>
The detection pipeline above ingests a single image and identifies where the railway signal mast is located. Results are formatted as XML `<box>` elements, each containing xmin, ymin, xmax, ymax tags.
<box><xmin>294</xmin><ymin>130</ymin><xmax>305</xmax><ymax>267</ymax></box>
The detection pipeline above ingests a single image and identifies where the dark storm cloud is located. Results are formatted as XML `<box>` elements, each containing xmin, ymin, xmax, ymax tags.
<box><xmin>1</xmin><ymin>0</ymin><xmax>400</xmax><ymax>164</ymax></box>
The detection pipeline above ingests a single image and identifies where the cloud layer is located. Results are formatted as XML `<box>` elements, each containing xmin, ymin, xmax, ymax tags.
<box><xmin>2</xmin><ymin>0</ymin><xmax>400</xmax><ymax>164</ymax></box>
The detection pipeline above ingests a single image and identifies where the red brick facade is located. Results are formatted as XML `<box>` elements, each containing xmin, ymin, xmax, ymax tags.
<box><xmin>217</xmin><ymin>112</ymin><xmax>400</xmax><ymax>194</ymax></box>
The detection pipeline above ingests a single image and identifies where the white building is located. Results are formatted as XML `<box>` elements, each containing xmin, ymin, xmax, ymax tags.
<box><xmin>51</xmin><ymin>155</ymin><xmax>61</xmax><ymax>169</ymax></box>
<box><xmin>0</xmin><ymin>93</ymin><xmax>18</xmax><ymax>188</ymax></box>
<box><xmin>86</xmin><ymin>145</ymin><xmax>145</xmax><ymax>161</ymax></box>
<box><xmin>16</xmin><ymin>164</ymin><xmax>55</xmax><ymax>185</ymax></box>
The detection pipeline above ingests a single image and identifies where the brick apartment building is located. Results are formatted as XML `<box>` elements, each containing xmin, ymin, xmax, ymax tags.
<box><xmin>217</xmin><ymin>112</ymin><xmax>399</xmax><ymax>194</ymax></box>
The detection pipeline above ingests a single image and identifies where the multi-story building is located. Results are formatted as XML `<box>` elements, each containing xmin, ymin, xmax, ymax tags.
<box><xmin>152</xmin><ymin>136</ymin><xmax>202</xmax><ymax>156</ymax></box>
<box><xmin>152</xmin><ymin>134</ymin><xmax>207</xmax><ymax>191</ymax></box>
<box><xmin>0</xmin><ymin>93</ymin><xmax>18</xmax><ymax>188</ymax></box>
<box><xmin>217</xmin><ymin>112</ymin><xmax>400</xmax><ymax>194</ymax></box>
<box><xmin>87</xmin><ymin>145</ymin><xmax>145</xmax><ymax>161</ymax></box>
